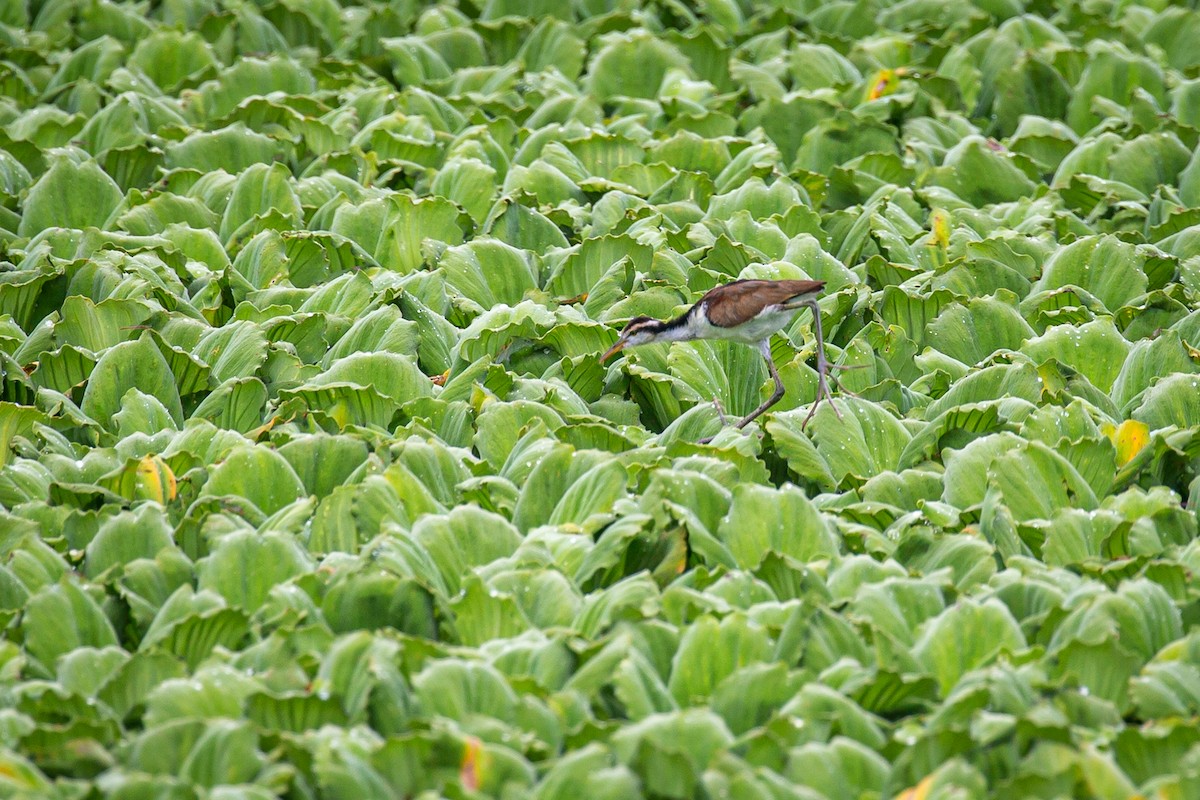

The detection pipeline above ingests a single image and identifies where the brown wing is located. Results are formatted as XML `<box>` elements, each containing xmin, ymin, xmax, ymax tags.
<box><xmin>701</xmin><ymin>279</ymin><xmax>825</xmax><ymax>328</ymax></box>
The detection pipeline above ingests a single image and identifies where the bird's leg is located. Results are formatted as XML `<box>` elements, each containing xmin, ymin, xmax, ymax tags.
<box><xmin>733</xmin><ymin>340</ymin><xmax>786</xmax><ymax>431</ymax></box>
<box><xmin>800</xmin><ymin>297</ymin><xmax>842</xmax><ymax>430</ymax></box>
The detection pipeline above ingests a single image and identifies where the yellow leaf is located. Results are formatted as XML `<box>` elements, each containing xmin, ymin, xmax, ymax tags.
<box><xmin>135</xmin><ymin>454</ymin><xmax>176</xmax><ymax>503</ymax></box>
<box><xmin>866</xmin><ymin>68</ymin><xmax>898</xmax><ymax>101</ymax></box>
<box><xmin>923</xmin><ymin>209</ymin><xmax>952</xmax><ymax>268</ymax></box>
<box><xmin>470</xmin><ymin>384</ymin><xmax>496</xmax><ymax>413</ymax></box>
<box><xmin>460</xmin><ymin>736</ymin><xmax>484</xmax><ymax>791</ymax></box>
<box><xmin>328</xmin><ymin>399</ymin><xmax>350</xmax><ymax>429</ymax></box>
<box><xmin>247</xmin><ymin>414</ymin><xmax>285</xmax><ymax>441</ymax></box>
<box><xmin>927</xmin><ymin>209</ymin><xmax>951</xmax><ymax>249</ymax></box>
<box><xmin>895</xmin><ymin>775</ymin><xmax>934</xmax><ymax>800</ymax></box>
<box><xmin>1107</xmin><ymin>419</ymin><xmax>1150</xmax><ymax>466</ymax></box>
<box><xmin>0</xmin><ymin>762</ymin><xmax>19</xmax><ymax>780</ymax></box>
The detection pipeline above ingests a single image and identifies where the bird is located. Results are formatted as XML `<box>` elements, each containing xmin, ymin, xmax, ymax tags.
<box><xmin>600</xmin><ymin>278</ymin><xmax>842</xmax><ymax>436</ymax></box>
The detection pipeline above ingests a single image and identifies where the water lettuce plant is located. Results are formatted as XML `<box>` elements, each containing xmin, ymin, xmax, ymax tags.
<box><xmin>0</xmin><ymin>0</ymin><xmax>1198</xmax><ymax>798</ymax></box>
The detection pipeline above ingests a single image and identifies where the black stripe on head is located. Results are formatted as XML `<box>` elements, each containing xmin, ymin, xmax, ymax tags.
<box><xmin>620</xmin><ymin>316</ymin><xmax>667</xmax><ymax>335</ymax></box>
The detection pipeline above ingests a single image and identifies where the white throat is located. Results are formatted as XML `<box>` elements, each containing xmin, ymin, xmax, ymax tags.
<box><xmin>655</xmin><ymin>319</ymin><xmax>702</xmax><ymax>343</ymax></box>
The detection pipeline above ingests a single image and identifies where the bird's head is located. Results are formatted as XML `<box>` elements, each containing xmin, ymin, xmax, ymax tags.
<box><xmin>600</xmin><ymin>316</ymin><xmax>666</xmax><ymax>362</ymax></box>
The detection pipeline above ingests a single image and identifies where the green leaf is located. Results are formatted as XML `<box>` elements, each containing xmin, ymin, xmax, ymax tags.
<box><xmin>1031</xmin><ymin>235</ymin><xmax>1149</xmax><ymax>313</ymax></box>
<box><xmin>193</xmin><ymin>56</ymin><xmax>316</xmax><ymax>120</ymax></box>
<box><xmin>246</xmin><ymin>692</ymin><xmax>348</xmax><ymax>733</ymax></box>
<box><xmin>1132</xmin><ymin>373</ymin><xmax>1200</xmax><ymax>431</ymax></box>
<box><xmin>53</xmin><ymin>295</ymin><xmax>155</xmax><ymax>353</ymax></box>
<box><xmin>609</xmin><ymin>708</ymin><xmax>734</xmax><ymax>797</ymax></box>
<box><xmin>784</xmin><ymin>738</ymin><xmax>891</xmax><ymax>800</ymax></box>
<box><xmin>546</xmin><ymin>234</ymin><xmax>649</xmax><ymax>301</ymax></box>
<box><xmin>306</xmin><ymin>351</ymin><xmax>432</xmax><ymax>405</ymax></box>
<box><xmin>33</xmin><ymin>349</ymin><xmax>100</xmax><ymax>410</ymax></box>
<box><xmin>323</xmin><ymin>566</ymin><xmax>437</xmax><ymax>638</ymax></box>
<box><xmin>1109</xmin><ymin>132</ymin><xmax>1192</xmax><ymax>196</ymax></box>
<box><xmin>512</xmin><ymin>445</ymin><xmax>624</xmax><ymax>533</ymax></box>
<box><xmin>667</xmin><ymin>614</ymin><xmax>771</xmax><ymax>706</ymax></box>
<box><xmin>179</xmin><ymin>719</ymin><xmax>266</xmax><ymax>785</ymax></box>
<box><xmin>437</xmin><ymin>238</ymin><xmax>538</xmax><ymax>309</ymax></box>
<box><xmin>0</xmin><ymin>403</ymin><xmax>50</xmax><ymax>469</ymax></box>
<box><xmin>546</xmin><ymin>459</ymin><xmax>628</xmax><ymax>529</ymax></box>
<box><xmin>219</xmin><ymin>162</ymin><xmax>302</xmax><ymax>246</ymax></box>
<box><xmin>196</xmin><ymin>531</ymin><xmax>312</xmax><ymax>611</ymax></box>
<box><xmin>199</xmin><ymin>444</ymin><xmax>307</xmax><ymax>516</ymax></box>
<box><xmin>192</xmin><ymin>320</ymin><xmax>269</xmax><ymax>385</ymax></box>
<box><xmin>777</xmin><ymin>398</ymin><xmax>911</xmax><ymax>487</ymax></box>
<box><xmin>0</xmin><ymin>750</ymin><xmax>53</xmax><ymax>796</ymax></box>
<box><xmin>793</xmin><ymin>112</ymin><xmax>899</xmax><ymax>176</ymax></box>
<box><xmin>717</xmin><ymin>483</ymin><xmax>837</xmax><ymax>568</ymax></box>
<box><xmin>485</xmin><ymin>197</ymin><xmax>570</xmax><ymax>252</ymax></box>
<box><xmin>412</xmin><ymin>658</ymin><xmax>517</xmax><ymax>722</ymax></box>
<box><xmin>531</xmin><ymin>745</ymin><xmax>642</xmax><ymax>800</ymax></box>
<box><xmin>449</xmin><ymin>574</ymin><xmax>532</xmax><ymax>647</ymax></box>
<box><xmin>913</xmin><ymin>599</ymin><xmax>1026</xmax><ymax>695</ymax></box>
<box><xmin>21</xmin><ymin>579</ymin><xmax>119</xmax><ymax>666</ymax></box>
<box><xmin>1110</xmin><ymin>331</ymin><xmax>1198</xmax><ymax>411</ymax></box>
<box><xmin>17</xmin><ymin>152</ymin><xmax>123</xmax><ymax>237</ymax></box>
<box><xmin>1048</xmin><ymin>580</ymin><xmax>1181</xmax><ymax>708</ymax></box>
<box><xmin>84</xmin><ymin>503</ymin><xmax>175</xmax><ymax>579</ymax></box>
<box><xmin>585</xmin><ymin>31</ymin><xmax>690</xmax><ymax>101</ymax></box>
<box><xmin>413</xmin><ymin>506</ymin><xmax>521</xmax><ymax>596</ymax></box>
<box><xmin>1066</xmin><ymin>42</ymin><xmax>1166</xmax><ymax>134</ymax></box>
<box><xmin>81</xmin><ymin>332</ymin><xmax>184</xmax><ymax>431</ymax></box>
<box><xmin>166</xmin><ymin>124</ymin><xmax>283</xmax><ymax>174</ymax></box>
<box><xmin>1021</xmin><ymin>318</ymin><xmax>1130</xmax><ymax>394</ymax></box>
<box><xmin>923</xmin><ymin>363</ymin><xmax>1042</xmax><ymax>420</ymax></box>
<box><xmin>667</xmin><ymin>340</ymin><xmax>769</xmax><ymax>420</ymax></box>
<box><xmin>930</xmin><ymin>136</ymin><xmax>1037</xmax><ymax>205</ymax></box>
<box><xmin>431</xmin><ymin>157</ymin><xmax>498</xmax><ymax>223</ymax></box>
<box><xmin>96</xmin><ymin>650</ymin><xmax>187</xmax><ymax>720</ymax></box>
<box><xmin>926</xmin><ymin>295</ymin><xmax>1035</xmax><ymax>365</ymax></box>
<box><xmin>189</xmin><ymin>377</ymin><xmax>268</xmax><ymax>433</ymax></box>
<box><xmin>127</xmin><ymin>29</ymin><xmax>217</xmax><ymax>92</ymax></box>
<box><xmin>276</xmin><ymin>434</ymin><xmax>369</xmax><ymax>498</ymax></box>
<box><xmin>330</xmin><ymin>194</ymin><xmax>466</xmax><ymax>273</ymax></box>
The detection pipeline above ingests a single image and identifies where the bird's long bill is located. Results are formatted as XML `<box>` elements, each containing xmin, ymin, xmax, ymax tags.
<box><xmin>599</xmin><ymin>339</ymin><xmax>627</xmax><ymax>363</ymax></box>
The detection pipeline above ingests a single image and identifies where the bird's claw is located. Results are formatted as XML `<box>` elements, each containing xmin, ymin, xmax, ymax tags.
<box><xmin>800</xmin><ymin>394</ymin><xmax>840</xmax><ymax>431</ymax></box>
<box><xmin>711</xmin><ymin>397</ymin><xmax>728</xmax><ymax>426</ymax></box>
<box><xmin>800</xmin><ymin>352</ymin><xmax>844</xmax><ymax>430</ymax></box>
<box><xmin>695</xmin><ymin>398</ymin><xmax>727</xmax><ymax>445</ymax></box>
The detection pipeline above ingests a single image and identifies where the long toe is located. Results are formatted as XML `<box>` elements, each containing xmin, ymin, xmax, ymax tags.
<box><xmin>801</xmin><ymin>398</ymin><xmax>839</xmax><ymax>430</ymax></box>
<box><xmin>801</xmin><ymin>380</ymin><xmax>842</xmax><ymax>428</ymax></box>
<box><xmin>822</xmin><ymin>383</ymin><xmax>843</xmax><ymax>419</ymax></box>
<box><xmin>711</xmin><ymin>397</ymin><xmax>728</xmax><ymax>426</ymax></box>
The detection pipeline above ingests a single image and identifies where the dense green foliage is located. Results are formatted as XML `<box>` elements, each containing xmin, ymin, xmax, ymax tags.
<box><xmin>1</xmin><ymin>0</ymin><xmax>1199</xmax><ymax>797</ymax></box>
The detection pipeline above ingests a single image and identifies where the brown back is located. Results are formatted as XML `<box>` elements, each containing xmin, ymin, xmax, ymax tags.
<box><xmin>701</xmin><ymin>279</ymin><xmax>825</xmax><ymax>327</ymax></box>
